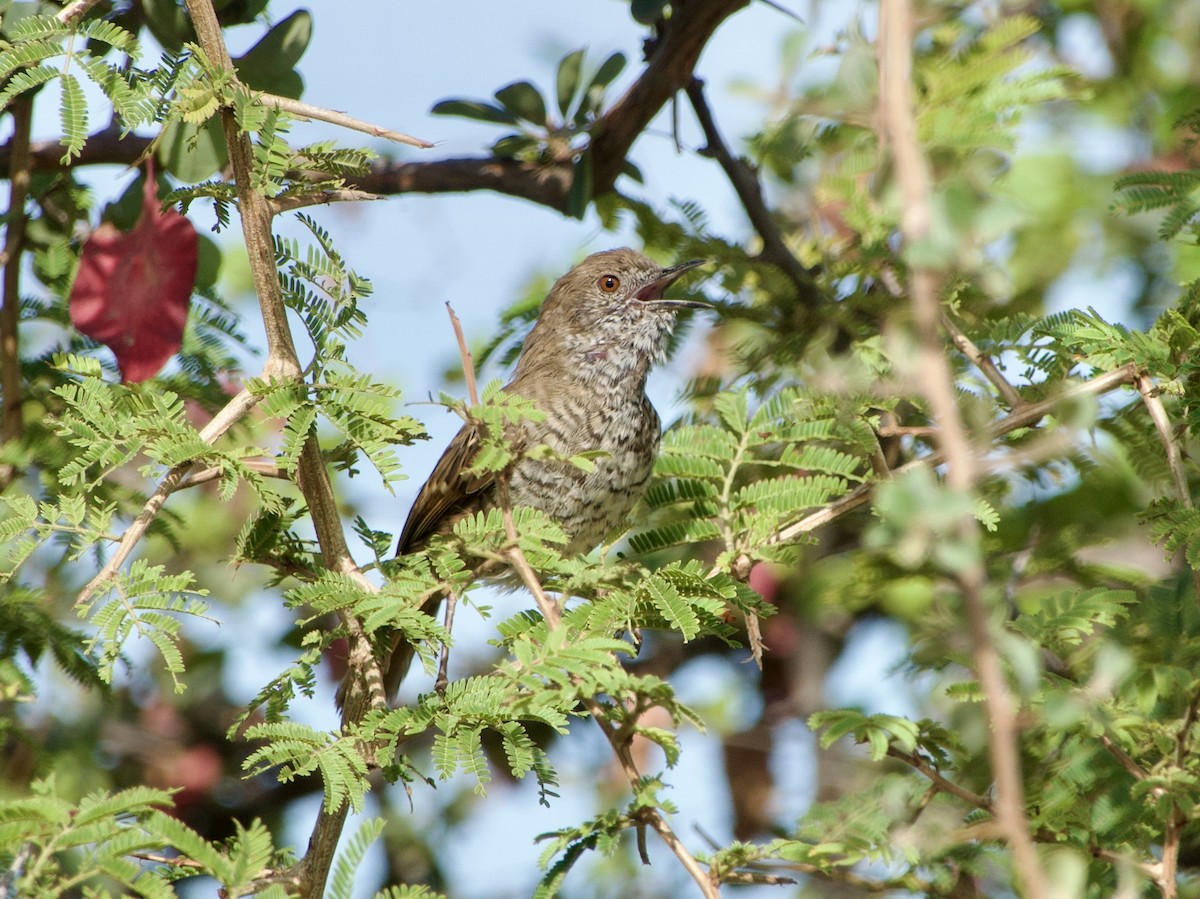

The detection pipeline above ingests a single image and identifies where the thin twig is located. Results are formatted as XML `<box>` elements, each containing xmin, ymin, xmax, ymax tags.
<box><xmin>75</xmin><ymin>389</ymin><xmax>261</xmax><ymax>605</ymax></box>
<box><xmin>267</xmin><ymin>189</ymin><xmax>384</xmax><ymax>216</ymax></box>
<box><xmin>0</xmin><ymin>94</ymin><xmax>34</xmax><ymax>492</ymax></box>
<box><xmin>446</xmin><ymin>303</ymin><xmax>479</xmax><ymax>407</ymax></box>
<box><xmin>877</xmin><ymin>4</ymin><xmax>1047</xmax><ymax>897</ymax></box>
<box><xmin>1097</xmin><ymin>734</ymin><xmax>1153</xmax><ymax>783</ymax></box>
<box><xmin>940</xmin><ymin>311</ymin><xmax>1024</xmax><ymax>409</ymax></box>
<box><xmin>173</xmin><ymin>459</ymin><xmax>285</xmax><ymax>491</ymax></box>
<box><xmin>886</xmin><ymin>747</ymin><xmax>991</xmax><ymax>809</ymax></box>
<box><xmin>260</xmin><ymin>93</ymin><xmax>432</xmax><ymax>149</ymax></box>
<box><xmin>1162</xmin><ymin>815</ymin><xmax>1180</xmax><ymax>899</ymax></box>
<box><xmin>1137</xmin><ymin>374</ymin><xmax>1190</xmax><ymax>507</ymax></box>
<box><xmin>684</xmin><ymin>78</ymin><xmax>822</xmax><ymax>308</ymax></box>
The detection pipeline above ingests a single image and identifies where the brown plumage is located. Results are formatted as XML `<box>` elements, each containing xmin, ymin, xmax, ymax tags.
<box><xmin>381</xmin><ymin>248</ymin><xmax>706</xmax><ymax>700</ymax></box>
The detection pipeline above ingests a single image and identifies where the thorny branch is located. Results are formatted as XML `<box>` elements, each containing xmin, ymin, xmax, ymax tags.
<box><xmin>877</xmin><ymin>4</ymin><xmax>1048</xmax><ymax>898</ymax></box>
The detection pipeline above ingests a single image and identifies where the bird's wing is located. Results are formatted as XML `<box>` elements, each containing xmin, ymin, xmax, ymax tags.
<box><xmin>396</xmin><ymin>420</ymin><xmax>490</xmax><ymax>554</ymax></box>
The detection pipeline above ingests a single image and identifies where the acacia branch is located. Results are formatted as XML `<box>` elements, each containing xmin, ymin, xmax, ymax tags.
<box><xmin>183</xmin><ymin>4</ymin><xmax>380</xmax><ymax>897</ymax></box>
<box><xmin>886</xmin><ymin>748</ymin><xmax>991</xmax><ymax>809</ymax></box>
<box><xmin>877</xmin><ymin>5</ymin><xmax>1047</xmax><ymax>896</ymax></box>
<box><xmin>267</xmin><ymin>188</ymin><xmax>383</xmax><ymax>216</ymax></box>
<box><xmin>55</xmin><ymin>0</ymin><xmax>105</xmax><ymax>25</ymax></box>
<box><xmin>0</xmin><ymin>93</ymin><xmax>33</xmax><ymax>492</ymax></box>
<box><xmin>940</xmin><ymin>311</ymin><xmax>1024</xmax><ymax>409</ymax></box>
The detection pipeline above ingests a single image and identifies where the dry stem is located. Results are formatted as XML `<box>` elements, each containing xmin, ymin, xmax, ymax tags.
<box><xmin>684</xmin><ymin>78</ymin><xmax>820</xmax><ymax>307</ymax></box>
<box><xmin>877</xmin><ymin>3</ymin><xmax>1047</xmax><ymax>896</ymax></box>
<box><xmin>446</xmin><ymin>303</ymin><xmax>479</xmax><ymax>407</ymax></box>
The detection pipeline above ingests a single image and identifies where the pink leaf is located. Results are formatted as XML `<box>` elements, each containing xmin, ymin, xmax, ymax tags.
<box><xmin>69</xmin><ymin>161</ymin><xmax>198</xmax><ymax>382</ymax></box>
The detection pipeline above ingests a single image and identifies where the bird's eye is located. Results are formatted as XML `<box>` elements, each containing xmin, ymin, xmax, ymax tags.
<box><xmin>598</xmin><ymin>274</ymin><xmax>620</xmax><ymax>293</ymax></box>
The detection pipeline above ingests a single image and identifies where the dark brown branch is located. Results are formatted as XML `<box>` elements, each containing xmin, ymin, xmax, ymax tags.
<box><xmin>684</xmin><ymin>78</ymin><xmax>822</xmax><ymax>308</ymax></box>
<box><xmin>2</xmin><ymin>0</ymin><xmax>749</xmax><ymax>217</ymax></box>
<box><xmin>0</xmin><ymin>93</ymin><xmax>34</xmax><ymax>492</ymax></box>
<box><xmin>589</xmin><ymin>0</ymin><xmax>749</xmax><ymax>192</ymax></box>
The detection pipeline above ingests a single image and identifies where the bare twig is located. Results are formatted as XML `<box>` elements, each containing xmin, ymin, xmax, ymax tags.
<box><xmin>877</xmin><ymin>4</ymin><xmax>1047</xmax><ymax>897</ymax></box>
<box><xmin>1137</xmin><ymin>374</ymin><xmax>1190</xmax><ymax>506</ymax></box>
<box><xmin>684</xmin><ymin>78</ymin><xmax>822</xmax><ymax>308</ymax></box>
<box><xmin>75</xmin><ymin>388</ymin><xmax>262</xmax><ymax>605</ymax></box>
<box><xmin>1098</xmin><ymin>734</ymin><xmax>1152</xmax><ymax>783</ymax></box>
<box><xmin>940</xmin><ymin>311</ymin><xmax>1024</xmax><ymax>409</ymax></box>
<box><xmin>0</xmin><ymin>92</ymin><xmax>34</xmax><ymax>491</ymax></box>
<box><xmin>267</xmin><ymin>188</ymin><xmax>384</xmax><ymax>216</ymax></box>
<box><xmin>260</xmin><ymin>93</ymin><xmax>432</xmax><ymax>149</ymax></box>
<box><xmin>446</xmin><ymin>303</ymin><xmax>479</xmax><ymax>407</ymax></box>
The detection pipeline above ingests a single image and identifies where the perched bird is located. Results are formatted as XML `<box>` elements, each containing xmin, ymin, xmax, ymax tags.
<box><xmin>381</xmin><ymin>248</ymin><xmax>707</xmax><ymax>701</ymax></box>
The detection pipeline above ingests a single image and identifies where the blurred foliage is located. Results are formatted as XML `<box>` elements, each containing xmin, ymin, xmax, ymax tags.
<box><xmin>7</xmin><ymin>1</ymin><xmax>1200</xmax><ymax>898</ymax></box>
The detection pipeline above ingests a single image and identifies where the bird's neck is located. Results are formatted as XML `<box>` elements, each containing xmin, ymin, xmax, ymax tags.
<box><xmin>514</xmin><ymin>317</ymin><xmax>670</xmax><ymax>397</ymax></box>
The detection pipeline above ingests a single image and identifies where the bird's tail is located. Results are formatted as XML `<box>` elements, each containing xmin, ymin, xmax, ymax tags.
<box><xmin>334</xmin><ymin>593</ymin><xmax>444</xmax><ymax>711</ymax></box>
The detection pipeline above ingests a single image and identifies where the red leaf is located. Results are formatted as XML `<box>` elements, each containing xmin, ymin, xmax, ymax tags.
<box><xmin>69</xmin><ymin>161</ymin><xmax>198</xmax><ymax>382</ymax></box>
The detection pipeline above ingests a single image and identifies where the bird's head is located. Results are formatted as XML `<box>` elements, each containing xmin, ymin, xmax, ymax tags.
<box><xmin>526</xmin><ymin>248</ymin><xmax>708</xmax><ymax>371</ymax></box>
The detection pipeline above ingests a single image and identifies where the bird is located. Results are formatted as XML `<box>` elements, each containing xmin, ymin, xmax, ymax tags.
<box><xmin>378</xmin><ymin>248</ymin><xmax>707</xmax><ymax>702</ymax></box>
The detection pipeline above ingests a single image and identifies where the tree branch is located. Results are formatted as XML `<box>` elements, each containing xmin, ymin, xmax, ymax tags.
<box><xmin>886</xmin><ymin>747</ymin><xmax>991</xmax><ymax>810</ymax></box>
<box><xmin>183</xmin><ymin>4</ymin><xmax>380</xmax><ymax>897</ymax></box>
<box><xmin>267</xmin><ymin>188</ymin><xmax>383</xmax><ymax>216</ymax></box>
<box><xmin>940</xmin><ymin>311</ymin><xmax>1025</xmax><ymax>409</ymax></box>
<box><xmin>3</xmin><ymin>0</ymin><xmax>750</xmax><ymax>217</ymax></box>
<box><xmin>684</xmin><ymin>78</ymin><xmax>822</xmax><ymax>308</ymax></box>
<box><xmin>0</xmin><ymin>93</ymin><xmax>33</xmax><ymax>492</ymax></box>
<box><xmin>877</xmin><ymin>5</ymin><xmax>1047</xmax><ymax>896</ymax></box>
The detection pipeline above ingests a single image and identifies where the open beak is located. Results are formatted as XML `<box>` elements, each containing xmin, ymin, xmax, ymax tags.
<box><xmin>635</xmin><ymin>259</ymin><xmax>709</xmax><ymax>308</ymax></box>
